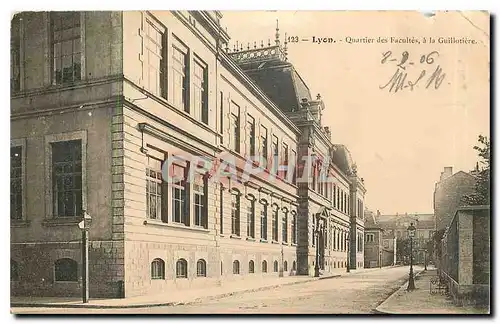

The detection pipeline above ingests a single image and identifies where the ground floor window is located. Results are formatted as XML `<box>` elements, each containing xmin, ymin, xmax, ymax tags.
<box><xmin>176</xmin><ymin>258</ymin><xmax>188</xmax><ymax>278</ymax></box>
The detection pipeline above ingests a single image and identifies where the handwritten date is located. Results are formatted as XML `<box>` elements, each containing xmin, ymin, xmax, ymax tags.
<box><xmin>379</xmin><ymin>50</ymin><xmax>447</xmax><ymax>93</ymax></box>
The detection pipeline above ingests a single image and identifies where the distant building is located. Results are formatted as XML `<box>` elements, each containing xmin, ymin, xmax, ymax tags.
<box><xmin>364</xmin><ymin>210</ymin><xmax>383</xmax><ymax>268</ymax></box>
<box><xmin>375</xmin><ymin>212</ymin><xmax>435</xmax><ymax>264</ymax></box>
<box><xmin>434</xmin><ymin>167</ymin><xmax>476</xmax><ymax>231</ymax></box>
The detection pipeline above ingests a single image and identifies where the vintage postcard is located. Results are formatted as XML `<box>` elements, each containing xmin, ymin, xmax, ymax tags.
<box><xmin>10</xmin><ymin>10</ymin><xmax>490</xmax><ymax>315</ymax></box>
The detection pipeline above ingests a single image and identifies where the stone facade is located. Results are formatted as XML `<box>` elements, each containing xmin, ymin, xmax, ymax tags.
<box><xmin>10</xmin><ymin>11</ymin><xmax>366</xmax><ymax>298</ymax></box>
<box><xmin>434</xmin><ymin>167</ymin><xmax>476</xmax><ymax>231</ymax></box>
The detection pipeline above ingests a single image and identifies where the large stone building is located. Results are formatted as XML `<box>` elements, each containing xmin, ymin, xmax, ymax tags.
<box><xmin>433</xmin><ymin>167</ymin><xmax>477</xmax><ymax>231</ymax></box>
<box><xmin>10</xmin><ymin>11</ymin><xmax>366</xmax><ymax>298</ymax></box>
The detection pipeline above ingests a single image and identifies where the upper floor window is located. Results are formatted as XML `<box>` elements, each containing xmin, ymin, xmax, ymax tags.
<box><xmin>52</xmin><ymin>140</ymin><xmax>82</xmax><ymax>217</ymax></box>
<box><xmin>271</xmin><ymin>135</ymin><xmax>279</xmax><ymax>175</ymax></box>
<box><xmin>193</xmin><ymin>57</ymin><xmax>208</xmax><ymax>124</ymax></box>
<box><xmin>282</xmin><ymin>210</ymin><xmax>288</xmax><ymax>243</ymax></box>
<box><xmin>219</xmin><ymin>92</ymin><xmax>224</xmax><ymax>136</ymax></box>
<box><xmin>246</xmin><ymin>114</ymin><xmax>256</xmax><ymax>158</ymax></box>
<box><xmin>51</xmin><ymin>12</ymin><xmax>81</xmax><ymax>84</ymax></box>
<box><xmin>11</xmin><ymin>146</ymin><xmax>22</xmax><ymax>220</ymax></box>
<box><xmin>271</xmin><ymin>205</ymin><xmax>279</xmax><ymax>242</ymax></box>
<box><xmin>54</xmin><ymin>258</ymin><xmax>78</xmax><ymax>282</ymax></box>
<box><xmin>260</xmin><ymin>201</ymin><xmax>268</xmax><ymax>240</ymax></box>
<box><xmin>146</xmin><ymin>156</ymin><xmax>163</xmax><ymax>221</ymax></box>
<box><xmin>193</xmin><ymin>172</ymin><xmax>207</xmax><ymax>228</ymax></box>
<box><xmin>143</xmin><ymin>18</ymin><xmax>166</xmax><ymax>97</ymax></box>
<box><xmin>230</xmin><ymin>102</ymin><xmax>240</xmax><ymax>153</ymax></box>
<box><xmin>11</xmin><ymin>16</ymin><xmax>21</xmax><ymax>92</ymax></box>
<box><xmin>231</xmin><ymin>191</ymin><xmax>240</xmax><ymax>236</ymax></box>
<box><xmin>290</xmin><ymin>149</ymin><xmax>297</xmax><ymax>184</ymax></box>
<box><xmin>172</xmin><ymin>163</ymin><xmax>188</xmax><ymax>225</ymax></box>
<box><xmin>246</xmin><ymin>198</ymin><xmax>255</xmax><ymax>238</ymax></box>
<box><xmin>260</xmin><ymin>125</ymin><xmax>268</xmax><ymax>168</ymax></box>
<box><xmin>172</xmin><ymin>38</ymin><xmax>189</xmax><ymax>111</ymax></box>
<box><xmin>151</xmin><ymin>258</ymin><xmax>165</xmax><ymax>280</ymax></box>
<box><xmin>281</xmin><ymin>143</ymin><xmax>289</xmax><ymax>180</ymax></box>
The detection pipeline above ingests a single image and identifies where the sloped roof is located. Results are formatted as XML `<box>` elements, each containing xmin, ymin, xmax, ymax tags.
<box><xmin>331</xmin><ymin>144</ymin><xmax>354</xmax><ymax>176</ymax></box>
<box><xmin>376</xmin><ymin>213</ymin><xmax>435</xmax><ymax>229</ymax></box>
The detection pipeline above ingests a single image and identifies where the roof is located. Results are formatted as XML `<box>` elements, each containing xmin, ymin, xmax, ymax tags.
<box><xmin>376</xmin><ymin>213</ymin><xmax>435</xmax><ymax>229</ymax></box>
<box><xmin>331</xmin><ymin>144</ymin><xmax>354</xmax><ymax>176</ymax></box>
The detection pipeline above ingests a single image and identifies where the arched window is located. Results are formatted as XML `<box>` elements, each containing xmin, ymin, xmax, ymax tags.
<box><xmin>291</xmin><ymin>211</ymin><xmax>297</xmax><ymax>244</ymax></box>
<box><xmin>262</xmin><ymin>260</ymin><xmax>268</xmax><ymax>273</ymax></box>
<box><xmin>273</xmin><ymin>260</ymin><xmax>278</xmax><ymax>272</ymax></box>
<box><xmin>54</xmin><ymin>258</ymin><xmax>78</xmax><ymax>282</ymax></box>
<box><xmin>11</xmin><ymin>259</ymin><xmax>19</xmax><ymax>281</ymax></box>
<box><xmin>176</xmin><ymin>258</ymin><xmax>188</xmax><ymax>278</ymax></box>
<box><xmin>292</xmin><ymin>260</ymin><xmax>297</xmax><ymax>271</ymax></box>
<box><xmin>284</xmin><ymin>261</ymin><xmax>288</xmax><ymax>272</ymax></box>
<box><xmin>196</xmin><ymin>259</ymin><xmax>207</xmax><ymax>277</ymax></box>
<box><xmin>233</xmin><ymin>260</ymin><xmax>240</xmax><ymax>274</ymax></box>
<box><xmin>151</xmin><ymin>258</ymin><xmax>165</xmax><ymax>279</ymax></box>
<box><xmin>334</xmin><ymin>261</ymin><xmax>337</xmax><ymax>268</ymax></box>
<box><xmin>249</xmin><ymin>260</ymin><xmax>255</xmax><ymax>273</ymax></box>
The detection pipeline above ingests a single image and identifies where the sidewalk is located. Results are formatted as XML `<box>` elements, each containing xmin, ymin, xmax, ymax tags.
<box><xmin>375</xmin><ymin>268</ymin><xmax>490</xmax><ymax>314</ymax></box>
<box><xmin>11</xmin><ymin>265</ymin><xmax>397</xmax><ymax>309</ymax></box>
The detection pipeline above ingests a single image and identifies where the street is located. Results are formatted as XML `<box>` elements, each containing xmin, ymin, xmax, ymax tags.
<box><xmin>12</xmin><ymin>266</ymin><xmax>419</xmax><ymax>314</ymax></box>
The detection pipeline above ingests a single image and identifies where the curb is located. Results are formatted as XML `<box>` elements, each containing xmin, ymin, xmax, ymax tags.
<box><xmin>374</xmin><ymin>269</ymin><xmax>426</xmax><ymax>314</ymax></box>
<box><xmin>11</xmin><ymin>274</ymin><xmax>342</xmax><ymax>309</ymax></box>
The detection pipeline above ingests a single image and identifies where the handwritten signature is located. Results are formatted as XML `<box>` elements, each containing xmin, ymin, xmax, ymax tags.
<box><xmin>379</xmin><ymin>51</ymin><xmax>447</xmax><ymax>93</ymax></box>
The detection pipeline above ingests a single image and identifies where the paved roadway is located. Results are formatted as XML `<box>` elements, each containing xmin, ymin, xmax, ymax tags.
<box><xmin>12</xmin><ymin>266</ymin><xmax>419</xmax><ymax>315</ymax></box>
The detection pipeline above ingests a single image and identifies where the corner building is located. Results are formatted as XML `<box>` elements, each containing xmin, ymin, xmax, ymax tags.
<box><xmin>10</xmin><ymin>11</ymin><xmax>366</xmax><ymax>298</ymax></box>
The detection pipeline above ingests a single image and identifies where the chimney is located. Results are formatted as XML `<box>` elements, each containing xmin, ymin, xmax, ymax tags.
<box><xmin>440</xmin><ymin>167</ymin><xmax>453</xmax><ymax>181</ymax></box>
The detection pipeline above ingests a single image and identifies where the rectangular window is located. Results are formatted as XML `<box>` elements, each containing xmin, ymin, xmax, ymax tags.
<box><xmin>193</xmin><ymin>58</ymin><xmax>208</xmax><ymax>124</ymax></box>
<box><xmin>246</xmin><ymin>114</ymin><xmax>255</xmax><ymax>158</ymax></box>
<box><xmin>260</xmin><ymin>204</ymin><xmax>268</xmax><ymax>240</ymax></box>
<box><xmin>219</xmin><ymin>187</ymin><xmax>224</xmax><ymax>234</ymax></box>
<box><xmin>230</xmin><ymin>102</ymin><xmax>240</xmax><ymax>153</ymax></box>
<box><xmin>51</xmin><ymin>12</ymin><xmax>81</xmax><ymax>84</ymax></box>
<box><xmin>52</xmin><ymin>140</ymin><xmax>82</xmax><ymax>217</ymax></box>
<box><xmin>291</xmin><ymin>213</ymin><xmax>297</xmax><ymax>244</ymax></box>
<box><xmin>247</xmin><ymin>199</ymin><xmax>255</xmax><ymax>238</ymax></box>
<box><xmin>271</xmin><ymin>135</ymin><xmax>279</xmax><ymax>175</ymax></box>
<box><xmin>193</xmin><ymin>173</ymin><xmax>207</xmax><ymax>228</ymax></box>
<box><xmin>231</xmin><ymin>193</ymin><xmax>240</xmax><ymax>236</ymax></box>
<box><xmin>272</xmin><ymin>208</ymin><xmax>279</xmax><ymax>241</ymax></box>
<box><xmin>281</xmin><ymin>143</ymin><xmax>288</xmax><ymax>180</ymax></box>
<box><xmin>11</xmin><ymin>16</ymin><xmax>21</xmax><ymax>92</ymax></box>
<box><xmin>10</xmin><ymin>146</ymin><xmax>22</xmax><ymax>220</ymax></box>
<box><xmin>172</xmin><ymin>40</ymin><xmax>189</xmax><ymax>111</ymax></box>
<box><xmin>282</xmin><ymin>212</ymin><xmax>288</xmax><ymax>243</ymax></box>
<box><xmin>143</xmin><ymin>19</ymin><xmax>165</xmax><ymax>97</ymax></box>
<box><xmin>172</xmin><ymin>163</ymin><xmax>188</xmax><ymax>225</ymax></box>
<box><xmin>146</xmin><ymin>156</ymin><xmax>163</xmax><ymax>221</ymax></box>
<box><xmin>219</xmin><ymin>91</ymin><xmax>224</xmax><ymax>136</ymax></box>
<box><xmin>290</xmin><ymin>149</ymin><xmax>297</xmax><ymax>184</ymax></box>
<box><xmin>260</xmin><ymin>125</ymin><xmax>268</xmax><ymax>168</ymax></box>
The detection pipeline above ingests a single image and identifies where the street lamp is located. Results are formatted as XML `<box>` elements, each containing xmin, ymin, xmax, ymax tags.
<box><xmin>346</xmin><ymin>233</ymin><xmax>350</xmax><ymax>273</ymax></box>
<box><xmin>407</xmin><ymin>222</ymin><xmax>416</xmax><ymax>291</ymax></box>
<box><xmin>314</xmin><ymin>213</ymin><xmax>321</xmax><ymax>277</ymax></box>
<box><xmin>424</xmin><ymin>248</ymin><xmax>428</xmax><ymax>271</ymax></box>
<box><xmin>78</xmin><ymin>210</ymin><xmax>92</xmax><ymax>303</ymax></box>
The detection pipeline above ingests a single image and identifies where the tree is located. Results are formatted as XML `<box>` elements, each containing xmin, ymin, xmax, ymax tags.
<box><xmin>396</xmin><ymin>238</ymin><xmax>411</xmax><ymax>264</ymax></box>
<box><xmin>462</xmin><ymin>135</ymin><xmax>490</xmax><ymax>205</ymax></box>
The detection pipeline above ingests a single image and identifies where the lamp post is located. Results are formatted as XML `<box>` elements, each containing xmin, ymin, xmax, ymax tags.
<box><xmin>346</xmin><ymin>233</ymin><xmax>350</xmax><ymax>273</ymax></box>
<box><xmin>407</xmin><ymin>222</ymin><xmax>416</xmax><ymax>291</ymax></box>
<box><xmin>314</xmin><ymin>213</ymin><xmax>320</xmax><ymax>277</ymax></box>
<box><xmin>279</xmin><ymin>244</ymin><xmax>284</xmax><ymax>278</ymax></box>
<box><xmin>424</xmin><ymin>248</ymin><xmax>428</xmax><ymax>271</ymax></box>
<box><xmin>78</xmin><ymin>210</ymin><xmax>92</xmax><ymax>303</ymax></box>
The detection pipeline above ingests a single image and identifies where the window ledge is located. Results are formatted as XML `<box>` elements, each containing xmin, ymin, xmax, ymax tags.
<box><xmin>246</xmin><ymin>237</ymin><xmax>256</xmax><ymax>242</ymax></box>
<box><xmin>260</xmin><ymin>238</ymin><xmax>268</xmax><ymax>243</ymax></box>
<box><xmin>11</xmin><ymin>220</ymin><xmax>31</xmax><ymax>228</ymax></box>
<box><xmin>282</xmin><ymin>242</ymin><xmax>288</xmax><ymax>246</ymax></box>
<box><xmin>271</xmin><ymin>240</ymin><xmax>280</xmax><ymax>245</ymax></box>
<box><xmin>230</xmin><ymin>235</ymin><xmax>242</xmax><ymax>240</ymax></box>
<box><xmin>143</xmin><ymin>220</ymin><xmax>209</xmax><ymax>233</ymax></box>
<box><xmin>291</xmin><ymin>243</ymin><xmax>298</xmax><ymax>247</ymax></box>
<box><xmin>42</xmin><ymin>218</ymin><xmax>80</xmax><ymax>227</ymax></box>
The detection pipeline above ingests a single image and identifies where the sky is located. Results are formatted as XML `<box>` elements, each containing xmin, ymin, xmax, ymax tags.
<box><xmin>221</xmin><ymin>11</ymin><xmax>490</xmax><ymax>214</ymax></box>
